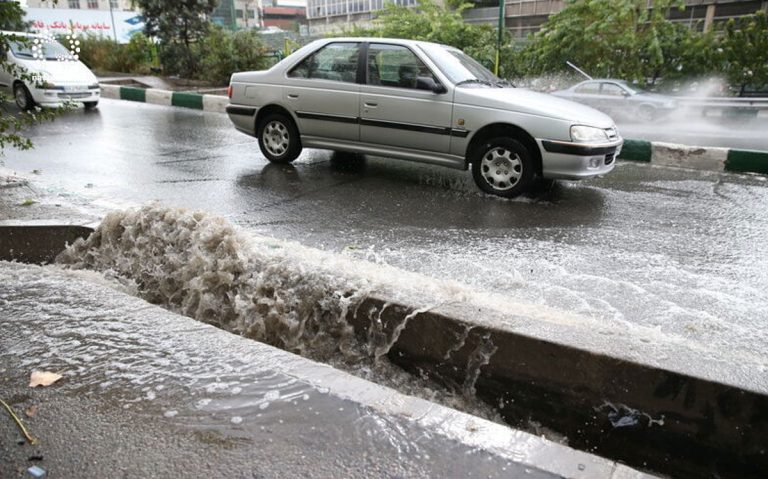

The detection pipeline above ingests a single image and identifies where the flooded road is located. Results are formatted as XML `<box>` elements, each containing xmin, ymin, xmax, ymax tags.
<box><xmin>4</xmin><ymin>99</ymin><xmax>768</xmax><ymax>372</ymax></box>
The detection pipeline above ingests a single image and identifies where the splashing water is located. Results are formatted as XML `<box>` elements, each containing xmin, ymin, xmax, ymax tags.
<box><xmin>56</xmin><ymin>204</ymin><xmax>507</xmax><ymax>423</ymax></box>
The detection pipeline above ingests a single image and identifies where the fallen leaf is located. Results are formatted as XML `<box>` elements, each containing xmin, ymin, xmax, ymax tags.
<box><xmin>29</xmin><ymin>371</ymin><xmax>63</xmax><ymax>388</ymax></box>
<box><xmin>25</xmin><ymin>405</ymin><xmax>38</xmax><ymax>418</ymax></box>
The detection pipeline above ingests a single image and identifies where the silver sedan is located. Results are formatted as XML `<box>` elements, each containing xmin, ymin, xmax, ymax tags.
<box><xmin>227</xmin><ymin>38</ymin><xmax>622</xmax><ymax>198</ymax></box>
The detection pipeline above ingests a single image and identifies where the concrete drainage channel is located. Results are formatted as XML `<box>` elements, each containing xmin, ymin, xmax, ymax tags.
<box><xmin>2</xmin><ymin>217</ymin><xmax>766</xmax><ymax>479</ymax></box>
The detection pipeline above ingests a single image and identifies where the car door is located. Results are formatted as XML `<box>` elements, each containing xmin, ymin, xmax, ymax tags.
<box><xmin>359</xmin><ymin>43</ymin><xmax>452</xmax><ymax>153</ymax></box>
<box><xmin>571</xmin><ymin>81</ymin><xmax>601</xmax><ymax>108</ymax></box>
<box><xmin>597</xmin><ymin>82</ymin><xmax>628</xmax><ymax>115</ymax></box>
<box><xmin>284</xmin><ymin>42</ymin><xmax>361</xmax><ymax>142</ymax></box>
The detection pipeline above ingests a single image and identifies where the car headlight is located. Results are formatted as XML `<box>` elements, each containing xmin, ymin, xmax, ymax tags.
<box><xmin>570</xmin><ymin>125</ymin><xmax>609</xmax><ymax>142</ymax></box>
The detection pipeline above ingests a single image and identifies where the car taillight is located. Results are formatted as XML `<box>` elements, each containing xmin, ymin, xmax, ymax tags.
<box><xmin>227</xmin><ymin>85</ymin><xmax>233</xmax><ymax>98</ymax></box>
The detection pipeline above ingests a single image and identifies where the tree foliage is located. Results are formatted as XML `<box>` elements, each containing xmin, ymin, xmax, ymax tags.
<box><xmin>520</xmin><ymin>0</ymin><xmax>689</xmax><ymax>85</ymax></box>
<box><xmin>133</xmin><ymin>0</ymin><xmax>218</xmax><ymax>77</ymax></box>
<box><xmin>344</xmin><ymin>0</ymin><xmax>522</xmax><ymax>77</ymax></box>
<box><xmin>196</xmin><ymin>26</ymin><xmax>270</xmax><ymax>85</ymax></box>
<box><xmin>720</xmin><ymin>11</ymin><xmax>768</xmax><ymax>93</ymax></box>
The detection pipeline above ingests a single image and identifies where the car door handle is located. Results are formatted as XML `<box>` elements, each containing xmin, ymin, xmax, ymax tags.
<box><xmin>364</xmin><ymin>102</ymin><xmax>377</xmax><ymax>107</ymax></box>
<box><xmin>287</xmin><ymin>94</ymin><xmax>299</xmax><ymax>99</ymax></box>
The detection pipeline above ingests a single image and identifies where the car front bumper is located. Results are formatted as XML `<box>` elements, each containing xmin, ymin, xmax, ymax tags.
<box><xmin>538</xmin><ymin>138</ymin><xmax>623</xmax><ymax>180</ymax></box>
<box><xmin>31</xmin><ymin>87</ymin><xmax>100</xmax><ymax>107</ymax></box>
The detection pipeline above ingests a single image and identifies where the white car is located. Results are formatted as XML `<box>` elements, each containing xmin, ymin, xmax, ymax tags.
<box><xmin>0</xmin><ymin>31</ymin><xmax>100</xmax><ymax>110</ymax></box>
<box><xmin>227</xmin><ymin>38</ymin><xmax>622</xmax><ymax>198</ymax></box>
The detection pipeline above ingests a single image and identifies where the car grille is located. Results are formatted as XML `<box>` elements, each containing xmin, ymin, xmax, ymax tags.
<box><xmin>605</xmin><ymin>127</ymin><xmax>618</xmax><ymax>140</ymax></box>
<box><xmin>59</xmin><ymin>93</ymin><xmax>91</xmax><ymax>99</ymax></box>
<box><xmin>605</xmin><ymin>153</ymin><xmax>615</xmax><ymax>165</ymax></box>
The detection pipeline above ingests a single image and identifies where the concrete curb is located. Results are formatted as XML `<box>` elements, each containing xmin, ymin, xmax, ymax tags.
<box><xmin>98</xmin><ymin>83</ymin><xmax>768</xmax><ymax>176</ymax></box>
<box><xmin>618</xmin><ymin>139</ymin><xmax>768</xmax><ymax>175</ymax></box>
<box><xmin>99</xmin><ymin>83</ymin><xmax>227</xmax><ymax>113</ymax></box>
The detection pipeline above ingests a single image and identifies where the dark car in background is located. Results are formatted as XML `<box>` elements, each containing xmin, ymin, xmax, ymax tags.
<box><xmin>552</xmin><ymin>79</ymin><xmax>677</xmax><ymax>122</ymax></box>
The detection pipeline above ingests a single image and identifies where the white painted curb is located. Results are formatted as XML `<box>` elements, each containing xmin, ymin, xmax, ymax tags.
<box><xmin>145</xmin><ymin>88</ymin><xmax>173</xmax><ymax>106</ymax></box>
<box><xmin>100</xmin><ymin>84</ymin><xmax>120</xmax><ymax>99</ymax></box>
<box><xmin>203</xmin><ymin>94</ymin><xmax>228</xmax><ymax>113</ymax></box>
<box><xmin>652</xmin><ymin>142</ymin><xmax>729</xmax><ymax>171</ymax></box>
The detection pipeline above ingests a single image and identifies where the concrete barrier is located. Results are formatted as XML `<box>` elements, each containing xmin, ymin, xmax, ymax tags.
<box><xmin>348</xmin><ymin>297</ymin><xmax>768</xmax><ymax>479</ymax></box>
<box><xmin>619</xmin><ymin>140</ymin><xmax>768</xmax><ymax>175</ymax></box>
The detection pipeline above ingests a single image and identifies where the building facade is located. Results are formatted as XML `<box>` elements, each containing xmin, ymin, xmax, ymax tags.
<box><xmin>306</xmin><ymin>0</ymin><xmax>416</xmax><ymax>35</ymax></box>
<box><xmin>463</xmin><ymin>0</ymin><xmax>768</xmax><ymax>38</ymax></box>
<box><xmin>212</xmin><ymin>0</ymin><xmax>264</xmax><ymax>29</ymax></box>
<box><xmin>25</xmin><ymin>0</ymin><xmax>136</xmax><ymax>10</ymax></box>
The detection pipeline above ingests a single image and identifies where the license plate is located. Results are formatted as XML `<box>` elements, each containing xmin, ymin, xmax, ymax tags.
<box><xmin>65</xmin><ymin>86</ymin><xmax>86</xmax><ymax>93</ymax></box>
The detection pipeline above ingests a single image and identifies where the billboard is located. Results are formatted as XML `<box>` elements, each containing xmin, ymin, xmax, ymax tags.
<box><xmin>24</xmin><ymin>8</ymin><xmax>145</xmax><ymax>44</ymax></box>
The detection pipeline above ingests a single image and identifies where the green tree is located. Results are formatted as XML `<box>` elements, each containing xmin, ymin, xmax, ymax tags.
<box><xmin>521</xmin><ymin>0</ymin><xmax>688</xmax><ymax>85</ymax></box>
<box><xmin>344</xmin><ymin>0</ymin><xmax>522</xmax><ymax>77</ymax></box>
<box><xmin>133</xmin><ymin>0</ymin><xmax>219</xmax><ymax>77</ymax></box>
<box><xmin>0</xmin><ymin>1</ymin><xmax>59</xmax><ymax>155</ymax></box>
<box><xmin>719</xmin><ymin>11</ymin><xmax>768</xmax><ymax>95</ymax></box>
<box><xmin>196</xmin><ymin>26</ymin><xmax>269</xmax><ymax>85</ymax></box>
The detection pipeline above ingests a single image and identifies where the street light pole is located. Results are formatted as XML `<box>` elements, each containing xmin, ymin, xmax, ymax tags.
<box><xmin>495</xmin><ymin>0</ymin><xmax>504</xmax><ymax>76</ymax></box>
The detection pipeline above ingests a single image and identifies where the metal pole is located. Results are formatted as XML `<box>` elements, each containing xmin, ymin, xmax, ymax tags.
<box><xmin>566</xmin><ymin>61</ymin><xmax>593</xmax><ymax>80</ymax></box>
<box><xmin>495</xmin><ymin>0</ymin><xmax>504</xmax><ymax>76</ymax></box>
<box><xmin>109</xmin><ymin>3</ymin><xmax>118</xmax><ymax>42</ymax></box>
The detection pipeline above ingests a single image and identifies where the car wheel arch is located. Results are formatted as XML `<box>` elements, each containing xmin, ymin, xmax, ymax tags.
<box><xmin>255</xmin><ymin>104</ymin><xmax>299</xmax><ymax>135</ymax></box>
<box><xmin>466</xmin><ymin>123</ymin><xmax>542</xmax><ymax>176</ymax></box>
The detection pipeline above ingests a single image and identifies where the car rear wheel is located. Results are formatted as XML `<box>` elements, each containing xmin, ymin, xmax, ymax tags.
<box><xmin>637</xmin><ymin>104</ymin><xmax>656</xmax><ymax>122</ymax></box>
<box><xmin>470</xmin><ymin>137</ymin><xmax>534</xmax><ymax>198</ymax></box>
<box><xmin>14</xmin><ymin>83</ymin><xmax>35</xmax><ymax>111</ymax></box>
<box><xmin>257</xmin><ymin>113</ymin><xmax>302</xmax><ymax>163</ymax></box>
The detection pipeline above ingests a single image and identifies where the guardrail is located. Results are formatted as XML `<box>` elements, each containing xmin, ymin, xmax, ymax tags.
<box><xmin>675</xmin><ymin>97</ymin><xmax>768</xmax><ymax>109</ymax></box>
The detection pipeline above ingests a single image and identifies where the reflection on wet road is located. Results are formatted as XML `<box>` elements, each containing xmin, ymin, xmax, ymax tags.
<box><xmin>5</xmin><ymin>99</ymin><xmax>768</xmax><ymax>367</ymax></box>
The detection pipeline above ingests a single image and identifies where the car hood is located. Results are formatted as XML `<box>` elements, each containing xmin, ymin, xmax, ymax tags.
<box><xmin>455</xmin><ymin>87</ymin><xmax>615</xmax><ymax>128</ymax></box>
<box><xmin>16</xmin><ymin>58</ymin><xmax>98</xmax><ymax>84</ymax></box>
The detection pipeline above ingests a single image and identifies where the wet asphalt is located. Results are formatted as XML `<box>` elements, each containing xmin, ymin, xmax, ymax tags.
<box><xmin>3</xmin><ymin>99</ymin><xmax>768</xmax><ymax>370</ymax></box>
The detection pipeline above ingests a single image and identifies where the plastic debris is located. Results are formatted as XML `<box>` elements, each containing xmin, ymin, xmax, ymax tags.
<box><xmin>27</xmin><ymin>466</ymin><xmax>46</xmax><ymax>478</ymax></box>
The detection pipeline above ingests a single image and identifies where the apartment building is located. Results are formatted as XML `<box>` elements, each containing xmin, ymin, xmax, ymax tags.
<box><xmin>212</xmin><ymin>0</ymin><xmax>264</xmax><ymax>29</ymax></box>
<box><xmin>305</xmin><ymin>0</ymin><xmax>767</xmax><ymax>37</ymax></box>
<box><xmin>306</xmin><ymin>0</ymin><xmax>417</xmax><ymax>35</ymax></box>
<box><xmin>464</xmin><ymin>0</ymin><xmax>768</xmax><ymax>38</ymax></box>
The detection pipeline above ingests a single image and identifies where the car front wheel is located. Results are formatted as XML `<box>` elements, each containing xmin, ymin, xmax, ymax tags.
<box><xmin>84</xmin><ymin>101</ymin><xmax>98</xmax><ymax>110</ymax></box>
<box><xmin>14</xmin><ymin>83</ymin><xmax>35</xmax><ymax>111</ymax></box>
<box><xmin>257</xmin><ymin>113</ymin><xmax>302</xmax><ymax>163</ymax></box>
<box><xmin>470</xmin><ymin>137</ymin><xmax>534</xmax><ymax>198</ymax></box>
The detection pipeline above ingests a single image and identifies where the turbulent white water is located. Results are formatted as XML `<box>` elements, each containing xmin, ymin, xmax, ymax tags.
<box><xmin>56</xmin><ymin>204</ymin><xmax>533</xmax><ymax>424</ymax></box>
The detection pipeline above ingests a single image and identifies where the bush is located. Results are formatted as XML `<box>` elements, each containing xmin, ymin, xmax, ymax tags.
<box><xmin>74</xmin><ymin>33</ymin><xmax>154</xmax><ymax>74</ymax></box>
<box><xmin>195</xmin><ymin>26</ymin><xmax>270</xmax><ymax>85</ymax></box>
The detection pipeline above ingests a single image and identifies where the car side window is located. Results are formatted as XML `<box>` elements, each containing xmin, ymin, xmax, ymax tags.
<box><xmin>288</xmin><ymin>42</ymin><xmax>360</xmax><ymax>83</ymax></box>
<box><xmin>601</xmin><ymin>83</ymin><xmax>626</xmax><ymax>96</ymax></box>
<box><xmin>367</xmin><ymin>44</ymin><xmax>437</xmax><ymax>89</ymax></box>
<box><xmin>575</xmin><ymin>82</ymin><xmax>600</xmax><ymax>94</ymax></box>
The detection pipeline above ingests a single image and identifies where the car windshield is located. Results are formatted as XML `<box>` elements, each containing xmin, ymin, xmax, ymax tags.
<box><xmin>9</xmin><ymin>38</ymin><xmax>71</xmax><ymax>61</ymax></box>
<box><xmin>418</xmin><ymin>43</ymin><xmax>507</xmax><ymax>87</ymax></box>
<box><xmin>622</xmin><ymin>83</ymin><xmax>648</xmax><ymax>95</ymax></box>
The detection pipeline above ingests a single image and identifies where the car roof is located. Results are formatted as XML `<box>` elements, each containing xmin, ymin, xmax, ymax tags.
<box><xmin>310</xmin><ymin>37</ymin><xmax>449</xmax><ymax>50</ymax></box>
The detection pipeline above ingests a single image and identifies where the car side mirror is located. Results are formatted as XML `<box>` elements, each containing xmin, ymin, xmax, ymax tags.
<box><xmin>417</xmin><ymin>76</ymin><xmax>446</xmax><ymax>94</ymax></box>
